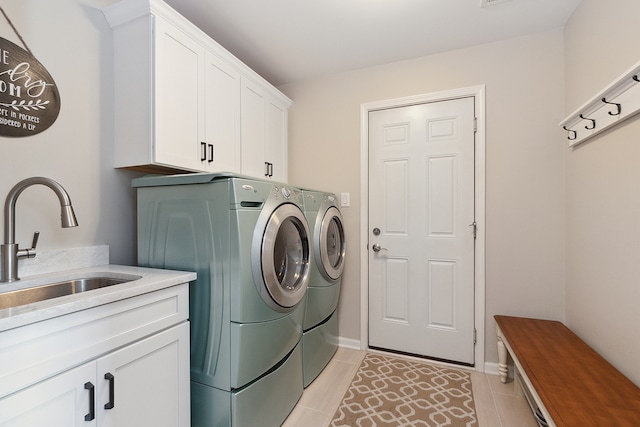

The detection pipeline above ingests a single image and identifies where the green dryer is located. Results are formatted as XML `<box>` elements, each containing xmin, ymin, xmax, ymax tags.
<box><xmin>134</xmin><ymin>173</ymin><xmax>311</xmax><ymax>426</ymax></box>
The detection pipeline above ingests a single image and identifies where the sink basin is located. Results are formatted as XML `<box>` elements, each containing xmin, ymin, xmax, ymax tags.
<box><xmin>0</xmin><ymin>275</ymin><xmax>141</xmax><ymax>310</ymax></box>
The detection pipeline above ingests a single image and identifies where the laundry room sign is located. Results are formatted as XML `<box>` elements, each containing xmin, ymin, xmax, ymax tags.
<box><xmin>0</xmin><ymin>8</ymin><xmax>61</xmax><ymax>137</ymax></box>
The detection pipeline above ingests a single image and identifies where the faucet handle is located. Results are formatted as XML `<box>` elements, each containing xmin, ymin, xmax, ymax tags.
<box><xmin>30</xmin><ymin>231</ymin><xmax>40</xmax><ymax>251</ymax></box>
<box><xmin>16</xmin><ymin>231</ymin><xmax>40</xmax><ymax>260</ymax></box>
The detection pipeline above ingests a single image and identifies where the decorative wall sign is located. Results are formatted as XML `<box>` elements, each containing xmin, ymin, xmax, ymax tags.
<box><xmin>0</xmin><ymin>8</ymin><xmax>61</xmax><ymax>137</ymax></box>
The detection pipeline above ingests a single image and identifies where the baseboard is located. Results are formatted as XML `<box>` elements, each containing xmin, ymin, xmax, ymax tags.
<box><xmin>484</xmin><ymin>362</ymin><xmax>500</xmax><ymax>376</ymax></box>
<box><xmin>337</xmin><ymin>337</ymin><xmax>361</xmax><ymax>350</ymax></box>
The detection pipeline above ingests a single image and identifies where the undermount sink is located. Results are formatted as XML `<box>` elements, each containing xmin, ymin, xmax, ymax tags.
<box><xmin>0</xmin><ymin>274</ymin><xmax>141</xmax><ymax>310</ymax></box>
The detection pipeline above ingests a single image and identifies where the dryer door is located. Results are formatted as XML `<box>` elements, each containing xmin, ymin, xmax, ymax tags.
<box><xmin>253</xmin><ymin>203</ymin><xmax>310</xmax><ymax>311</ymax></box>
<box><xmin>316</xmin><ymin>206</ymin><xmax>346</xmax><ymax>281</ymax></box>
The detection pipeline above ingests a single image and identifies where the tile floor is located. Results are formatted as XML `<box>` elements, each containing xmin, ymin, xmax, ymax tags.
<box><xmin>283</xmin><ymin>347</ymin><xmax>539</xmax><ymax>427</ymax></box>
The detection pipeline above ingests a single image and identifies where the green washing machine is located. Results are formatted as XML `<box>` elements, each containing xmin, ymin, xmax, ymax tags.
<box><xmin>134</xmin><ymin>173</ymin><xmax>311</xmax><ymax>426</ymax></box>
<box><xmin>301</xmin><ymin>190</ymin><xmax>346</xmax><ymax>387</ymax></box>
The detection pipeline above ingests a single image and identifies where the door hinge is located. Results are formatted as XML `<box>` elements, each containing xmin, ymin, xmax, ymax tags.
<box><xmin>473</xmin><ymin>117</ymin><xmax>478</xmax><ymax>133</ymax></box>
<box><xmin>473</xmin><ymin>328</ymin><xmax>477</xmax><ymax>345</ymax></box>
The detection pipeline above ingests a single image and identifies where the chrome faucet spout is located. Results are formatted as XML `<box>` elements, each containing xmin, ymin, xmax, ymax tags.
<box><xmin>1</xmin><ymin>177</ymin><xmax>78</xmax><ymax>283</ymax></box>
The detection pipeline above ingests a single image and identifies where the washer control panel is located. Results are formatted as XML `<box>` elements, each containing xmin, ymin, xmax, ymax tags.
<box><xmin>271</xmin><ymin>185</ymin><xmax>303</xmax><ymax>206</ymax></box>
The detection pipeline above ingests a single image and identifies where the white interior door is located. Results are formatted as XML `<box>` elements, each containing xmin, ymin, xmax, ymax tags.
<box><xmin>368</xmin><ymin>97</ymin><xmax>476</xmax><ymax>364</ymax></box>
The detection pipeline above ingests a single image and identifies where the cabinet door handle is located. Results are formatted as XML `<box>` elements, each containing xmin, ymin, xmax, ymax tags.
<box><xmin>84</xmin><ymin>382</ymin><xmax>95</xmax><ymax>421</ymax></box>
<box><xmin>104</xmin><ymin>372</ymin><xmax>115</xmax><ymax>410</ymax></box>
<box><xmin>200</xmin><ymin>142</ymin><xmax>207</xmax><ymax>161</ymax></box>
<box><xmin>264</xmin><ymin>162</ymin><xmax>273</xmax><ymax>177</ymax></box>
<box><xmin>208</xmin><ymin>144</ymin><xmax>214</xmax><ymax>163</ymax></box>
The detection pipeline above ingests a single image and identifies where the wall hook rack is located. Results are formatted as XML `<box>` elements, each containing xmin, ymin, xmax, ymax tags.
<box><xmin>602</xmin><ymin>98</ymin><xmax>621</xmax><ymax>116</ymax></box>
<box><xmin>563</xmin><ymin>126</ymin><xmax>577</xmax><ymax>140</ymax></box>
<box><xmin>579</xmin><ymin>114</ymin><xmax>596</xmax><ymax>130</ymax></box>
<box><xmin>560</xmin><ymin>59</ymin><xmax>640</xmax><ymax>147</ymax></box>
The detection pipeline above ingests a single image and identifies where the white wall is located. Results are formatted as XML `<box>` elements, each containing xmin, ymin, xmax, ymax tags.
<box><xmin>564</xmin><ymin>0</ymin><xmax>640</xmax><ymax>385</ymax></box>
<box><xmin>0</xmin><ymin>0</ymin><xmax>143</xmax><ymax>269</ymax></box>
<box><xmin>280</xmin><ymin>29</ymin><xmax>566</xmax><ymax>365</ymax></box>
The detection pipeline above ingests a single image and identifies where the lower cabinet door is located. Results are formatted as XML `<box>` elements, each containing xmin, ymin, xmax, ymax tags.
<box><xmin>0</xmin><ymin>362</ymin><xmax>98</xmax><ymax>427</ymax></box>
<box><xmin>97</xmin><ymin>322</ymin><xmax>190</xmax><ymax>427</ymax></box>
<box><xmin>0</xmin><ymin>322</ymin><xmax>190</xmax><ymax>427</ymax></box>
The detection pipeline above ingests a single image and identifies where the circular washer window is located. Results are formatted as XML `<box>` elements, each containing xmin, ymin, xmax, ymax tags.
<box><xmin>317</xmin><ymin>206</ymin><xmax>346</xmax><ymax>281</ymax></box>
<box><xmin>258</xmin><ymin>203</ymin><xmax>310</xmax><ymax>311</ymax></box>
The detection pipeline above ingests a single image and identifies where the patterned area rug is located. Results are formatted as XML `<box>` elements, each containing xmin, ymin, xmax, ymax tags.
<box><xmin>330</xmin><ymin>353</ymin><xmax>478</xmax><ymax>427</ymax></box>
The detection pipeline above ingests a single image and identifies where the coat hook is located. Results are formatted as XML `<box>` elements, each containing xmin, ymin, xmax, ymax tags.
<box><xmin>633</xmin><ymin>75</ymin><xmax>640</xmax><ymax>83</ymax></box>
<box><xmin>602</xmin><ymin>98</ymin><xmax>621</xmax><ymax>116</ymax></box>
<box><xmin>563</xmin><ymin>126</ymin><xmax>577</xmax><ymax>141</ymax></box>
<box><xmin>579</xmin><ymin>114</ymin><xmax>596</xmax><ymax>130</ymax></box>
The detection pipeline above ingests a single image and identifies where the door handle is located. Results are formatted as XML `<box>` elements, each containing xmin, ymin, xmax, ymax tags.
<box><xmin>104</xmin><ymin>372</ymin><xmax>115</xmax><ymax>410</ymax></box>
<box><xmin>200</xmin><ymin>142</ymin><xmax>207</xmax><ymax>161</ymax></box>
<box><xmin>264</xmin><ymin>162</ymin><xmax>274</xmax><ymax>177</ymax></box>
<box><xmin>372</xmin><ymin>243</ymin><xmax>387</xmax><ymax>253</ymax></box>
<box><xmin>84</xmin><ymin>382</ymin><xmax>95</xmax><ymax>421</ymax></box>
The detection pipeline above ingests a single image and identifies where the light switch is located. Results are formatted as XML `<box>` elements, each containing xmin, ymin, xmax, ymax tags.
<box><xmin>340</xmin><ymin>192</ymin><xmax>350</xmax><ymax>207</ymax></box>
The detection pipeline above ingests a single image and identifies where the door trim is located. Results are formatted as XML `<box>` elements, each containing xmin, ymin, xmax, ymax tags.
<box><xmin>359</xmin><ymin>85</ymin><xmax>486</xmax><ymax>371</ymax></box>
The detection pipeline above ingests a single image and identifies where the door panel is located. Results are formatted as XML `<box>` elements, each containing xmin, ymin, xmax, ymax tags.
<box><xmin>97</xmin><ymin>323</ymin><xmax>190</xmax><ymax>427</ymax></box>
<box><xmin>368</xmin><ymin>97</ymin><xmax>475</xmax><ymax>364</ymax></box>
<box><xmin>154</xmin><ymin>18</ymin><xmax>202</xmax><ymax>171</ymax></box>
<box><xmin>204</xmin><ymin>52</ymin><xmax>240</xmax><ymax>172</ymax></box>
<box><xmin>0</xmin><ymin>362</ymin><xmax>96</xmax><ymax>427</ymax></box>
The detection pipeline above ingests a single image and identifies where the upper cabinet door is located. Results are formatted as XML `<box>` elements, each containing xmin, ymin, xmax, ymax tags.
<box><xmin>241</xmin><ymin>77</ymin><xmax>267</xmax><ymax>179</ymax></box>
<box><xmin>203</xmin><ymin>52</ymin><xmax>241</xmax><ymax>173</ymax></box>
<box><xmin>154</xmin><ymin>18</ymin><xmax>205</xmax><ymax>172</ymax></box>
<box><xmin>241</xmin><ymin>77</ymin><xmax>289</xmax><ymax>181</ymax></box>
<box><xmin>266</xmin><ymin>99</ymin><xmax>287</xmax><ymax>182</ymax></box>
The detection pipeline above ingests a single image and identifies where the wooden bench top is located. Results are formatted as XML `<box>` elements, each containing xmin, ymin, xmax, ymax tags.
<box><xmin>494</xmin><ymin>315</ymin><xmax>640</xmax><ymax>427</ymax></box>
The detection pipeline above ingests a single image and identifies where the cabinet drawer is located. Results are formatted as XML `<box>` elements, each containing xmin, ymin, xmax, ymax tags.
<box><xmin>0</xmin><ymin>284</ymin><xmax>188</xmax><ymax>398</ymax></box>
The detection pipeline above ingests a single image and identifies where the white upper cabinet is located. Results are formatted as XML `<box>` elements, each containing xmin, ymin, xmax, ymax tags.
<box><xmin>241</xmin><ymin>77</ymin><xmax>289</xmax><ymax>181</ymax></box>
<box><xmin>204</xmin><ymin>52</ymin><xmax>241</xmax><ymax>173</ymax></box>
<box><xmin>104</xmin><ymin>0</ymin><xmax>291</xmax><ymax>179</ymax></box>
<box><xmin>266</xmin><ymin>97</ymin><xmax>288</xmax><ymax>182</ymax></box>
<box><xmin>154</xmin><ymin>17</ymin><xmax>205</xmax><ymax>172</ymax></box>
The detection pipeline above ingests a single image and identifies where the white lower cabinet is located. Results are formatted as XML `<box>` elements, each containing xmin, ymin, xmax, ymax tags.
<box><xmin>0</xmin><ymin>324</ymin><xmax>188</xmax><ymax>427</ymax></box>
<box><xmin>0</xmin><ymin>284</ymin><xmax>190</xmax><ymax>427</ymax></box>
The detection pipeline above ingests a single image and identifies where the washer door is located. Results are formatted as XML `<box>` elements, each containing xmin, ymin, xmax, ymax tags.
<box><xmin>253</xmin><ymin>203</ymin><xmax>310</xmax><ymax>311</ymax></box>
<box><xmin>316</xmin><ymin>206</ymin><xmax>346</xmax><ymax>281</ymax></box>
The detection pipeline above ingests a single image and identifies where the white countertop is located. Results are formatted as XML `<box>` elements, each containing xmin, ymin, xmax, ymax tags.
<box><xmin>0</xmin><ymin>264</ymin><xmax>196</xmax><ymax>332</ymax></box>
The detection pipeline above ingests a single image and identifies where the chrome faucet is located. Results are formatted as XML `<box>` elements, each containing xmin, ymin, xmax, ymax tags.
<box><xmin>1</xmin><ymin>177</ymin><xmax>78</xmax><ymax>283</ymax></box>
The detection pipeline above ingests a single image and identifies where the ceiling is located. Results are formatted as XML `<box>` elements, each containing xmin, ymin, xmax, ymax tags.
<box><xmin>163</xmin><ymin>0</ymin><xmax>582</xmax><ymax>87</ymax></box>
